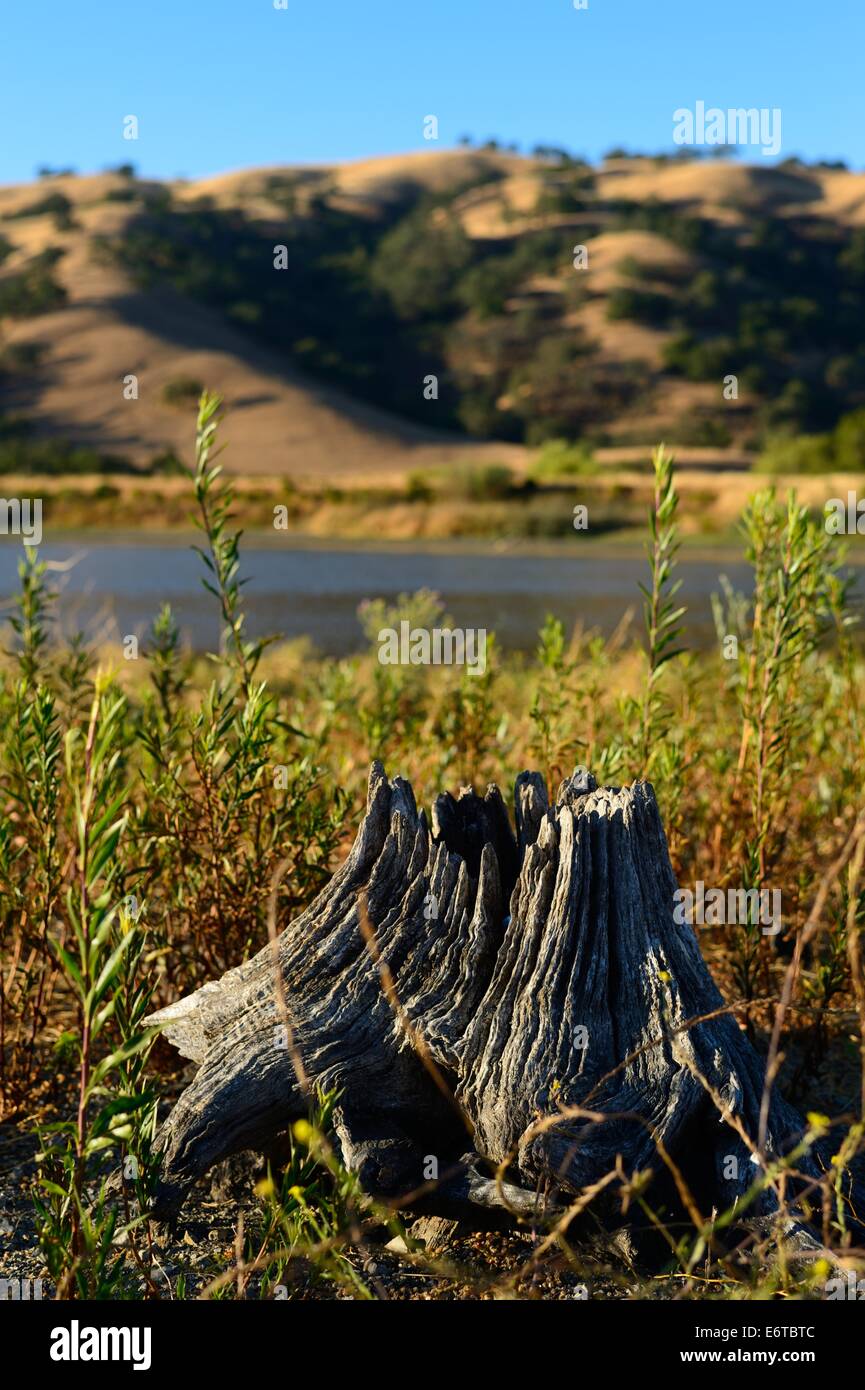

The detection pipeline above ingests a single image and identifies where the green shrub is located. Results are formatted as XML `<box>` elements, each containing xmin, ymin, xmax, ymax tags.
<box><xmin>457</xmin><ymin>261</ymin><xmax>515</xmax><ymax>318</ymax></box>
<box><xmin>371</xmin><ymin>212</ymin><xmax>472</xmax><ymax>319</ymax></box>
<box><xmin>0</xmin><ymin>340</ymin><xmax>45</xmax><ymax>373</ymax></box>
<box><xmin>147</xmin><ymin>449</ymin><xmax>187</xmax><ymax>475</ymax></box>
<box><xmin>756</xmin><ymin>433</ymin><xmax>836</xmax><ymax>474</ymax></box>
<box><xmin>0</xmin><ymin>434</ymin><xmax>132</xmax><ymax>474</ymax></box>
<box><xmin>162</xmin><ymin>376</ymin><xmax>205</xmax><ymax>407</ymax></box>
<box><xmin>528</xmin><ymin>438</ymin><xmax>597</xmax><ymax>478</ymax></box>
<box><xmin>663</xmin><ymin>332</ymin><xmax>741</xmax><ymax>381</ymax></box>
<box><xmin>454</xmin><ymin>462</ymin><xmax>516</xmax><ymax>500</ymax></box>
<box><xmin>0</xmin><ymin>253</ymin><xmax>67</xmax><ymax>319</ymax></box>
<box><xmin>758</xmin><ymin>379</ymin><xmax>822</xmax><ymax>435</ymax></box>
<box><xmin>3</xmin><ymin>192</ymin><xmax>72</xmax><ymax>221</ymax></box>
<box><xmin>669</xmin><ymin>417</ymin><xmax>732</xmax><ymax>448</ymax></box>
<box><xmin>606</xmin><ymin>286</ymin><xmax>671</xmax><ymax>326</ymax></box>
<box><xmin>833</xmin><ymin>408</ymin><xmax>865</xmax><ymax>471</ymax></box>
<box><xmin>405</xmin><ymin>470</ymin><xmax>433</xmax><ymax>502</ymax></box>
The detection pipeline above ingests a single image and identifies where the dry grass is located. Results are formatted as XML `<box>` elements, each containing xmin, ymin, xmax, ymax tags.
<box><xmin>4</xmin><ymin>150</ymin><xmax>865</xmax><ymax>480</ymax></box>
<box><xmin>1</xmin><ymin>409</ymin><xmax>864</xmax><ymax>1302</ymax></box>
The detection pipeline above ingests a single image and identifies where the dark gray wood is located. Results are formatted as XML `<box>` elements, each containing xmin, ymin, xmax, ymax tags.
<box><xmin>149</xmin><ymin>762</ymin><xmax>853</xmax><ymax>1239</ymax></box>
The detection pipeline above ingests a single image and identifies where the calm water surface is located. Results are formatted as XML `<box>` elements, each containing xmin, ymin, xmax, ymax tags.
<box><xmin>0</xmin><ymin>540</ymin><xmax>859</xmax><ymax>654</ymax></box>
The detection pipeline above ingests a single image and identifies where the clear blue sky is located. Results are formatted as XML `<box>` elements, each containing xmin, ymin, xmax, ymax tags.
<box><xmin>1</xmin><ymin>0</ymin><xmax>861</xmax><ymax>182</ymax></box>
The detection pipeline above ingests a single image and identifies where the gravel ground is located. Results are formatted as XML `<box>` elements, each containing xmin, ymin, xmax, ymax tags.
<box><xmin>0</xmin><ymin>1119</ymin><xmax>629</xmax><ymax>1301</ymax></box>
<box><xmin>4</xmin><ymin>1023</ymin><xmax>859</xmax><ymax>1303</ymax></box>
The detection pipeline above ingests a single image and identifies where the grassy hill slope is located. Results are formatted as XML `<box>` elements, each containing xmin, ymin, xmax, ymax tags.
<box><xmin>1</xmin><ymin>150</ymin><xmax>864</xmax><ymax>478</ymax></box>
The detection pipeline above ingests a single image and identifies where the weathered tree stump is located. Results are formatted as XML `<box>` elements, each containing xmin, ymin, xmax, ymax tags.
<box><xmin>149</xmin><ymin>762</ymin><xmax>851</xmax><ymax>1239</ymax></box>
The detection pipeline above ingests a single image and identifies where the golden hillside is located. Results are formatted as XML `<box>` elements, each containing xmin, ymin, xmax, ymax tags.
<box><xmin>1</xmin><ymin>150</ymin><xmax>863</xmax><ymax>478</ymax></box>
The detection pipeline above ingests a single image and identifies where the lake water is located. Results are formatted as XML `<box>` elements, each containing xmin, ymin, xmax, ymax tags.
<box><xmin>0</xmin><ymin>540</ymin><xmax>858</xmax><ymax>654</ymax></box>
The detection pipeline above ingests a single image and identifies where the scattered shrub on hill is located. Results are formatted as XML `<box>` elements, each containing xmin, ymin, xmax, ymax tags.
<box><xmin>756</xmin><ymin>433</ymin><xmax>836</xmax><ymax>475</ymax></box>
<box><xmin>532</xmin><ymin>144</ymin><xmax>580</xmax><ymax>165</ymax></box>
<box><xmin>667</xmin><ymin>417</ymin><xmax>733</xmax><ymax>448</ymax></box>
<box><xmin>0</xmin><ymin>439</ymin><xmax>130</xmax><ymax>473</ymax></box>
<box><xmin>0</xmin><ymin>340</ymin><xmax>44</xmax><ymax>374</ymax></box>
<box><xmin>0</xmin><ymin>251</ymin><xmax>67</xmax><ymax>319</ymax></box>
<box><xmin>457</xmin><ymin>260</ymin><xmax>515</xmax><ymax>318</ymax></box>
<box><xmin>405</xmin><ymin>471</ymin><xmax>434</xmax><ymax>502</ymax></box>
<box><xmin>824</xmin><ymin>350</ymin><xmax>865</xmax><ymax>406</ymax></box>
<box><xmin>148</xmin><ymin>449</ymin><xmax>187</xmax><ymax>475</ymax></box>
<box><xmin>454</xmin><ymin>462</ymin><xmax>517</xmax><ymax>500</ymax></box>
<box><xmin>528</xmin><ymin>438</ymin><xmax>597</xmax><ymax>478</ymax></box>
<box><xmin>606</xmin><ymin>286</ymin><xmax>672</xmax><ymax>326</ymax></box>
<box><xmin>263</xmin><ymin>174</ymin><xmax>299</xmax><ymax>214</ymax></box>
<box><xmin>679</xmin><ymin>269</ymin><xmax>726</xmax><ymax>325</ymax></box>
<box><xmin>833</xmin><ymin>408</ymin><xmax>865</xmax><ymax>471</ymax></box>
<box><xmin>533</xmin><ymin>167</ymin><xmax>596</xmax><ymax>215</ymax></box>
<box><xmin>0</xmin><ymin>416</ymin><xmax>133</xmax><ymax>474</ymax></box>
<box><xmin>758</xmin><ymin>379</ymin><xmax>831</xmax><ymax>436</ymax></box>
<box><xmin>86</xmin><ymin>167</ymin><xmax>865</xmax><ymax>449</ymax></box>
<box><xmin>756</xmin><ymin>409</ymin><xmax>865</xmax><ymax>474</ymax></box>
<box><xmin>607</xmin><ymin>198</ymin><xmax>714</xmax><ymax>253</ymax></box>
<box><xmin>507</xmin><ymin>335</ymin><xmax>644</xmax><ymax>443</ymax></box>
<box><xmin>3</xmin><ymin>191</ymin><xmax>72</xmax><ymax>221</ymax></box>
<box><xmin>162</xmin><ymin>376</ymin><xmax>205</xmax><ymax>408</ymax></box>
<box><xmin>102</xmin><ymin>205</ymin><xmax>451</xmax><ymax>429</ymax></box>
<box><xmin>663</xmin><ymin>332</ymin><xmax>738</xmax><ymax>382</ymax></box>
<box><xmin>371</xmin><ymin>211</ymin><xmax>472</xmax><ymax>319</ymax></box>
<box><xmin>141</xmin><ymin>187</ymin><xmax>173</xmax><ymax>213</ymax></box>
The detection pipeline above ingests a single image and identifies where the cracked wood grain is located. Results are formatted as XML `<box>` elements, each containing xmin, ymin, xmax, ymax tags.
<box><xmin>149</xmin><ymin>762</ymin><xmax>855</xmax><ymax>1238</ymax></box>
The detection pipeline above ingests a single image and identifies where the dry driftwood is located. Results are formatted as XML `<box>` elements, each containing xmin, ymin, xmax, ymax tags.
<box><xmin>149</xmin><ymin>762</ymin><xmax>851</xmax><ymax>1238</ymax></box>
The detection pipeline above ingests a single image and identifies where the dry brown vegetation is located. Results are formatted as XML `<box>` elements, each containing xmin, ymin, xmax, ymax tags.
<box><xmin>1</xmin><ymin>409</ymin><xmax>864</xmax><ymax>1300</ymax></box>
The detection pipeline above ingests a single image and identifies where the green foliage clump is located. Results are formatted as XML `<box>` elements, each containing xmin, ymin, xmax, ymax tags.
<box><xmin>757</xmin><ymin>408</ymin><xmax>865</xmax><ymax>474</ymax></box>
<box><xmin>405</xmin><ymin>470</ymin><xmax>434</xmax><ymax>502</ymax></box>
<box><xmin>454</xmin><ymin>462</ymin><xmax>516</xmax><ymax>501</ymax></box>
<box><xmin>606</xmin><ymin>286</ymin><xmax>672</xmax><ymax>326</ymax></box>
<box><xmin>756</xmin><ymin>433</ymin><xmax>837</xmax><ymax>475</ymax></box>
<box><xmin>371</xmin><ymin>211</ymin><xmax>472</xmax><ymax>319</ymax></box>
<box><xmin>162</xmin><ymin>375</ymin><xmax>205</xmax><ymax>407</ymax></box>
<box><xmin>0</xmin><ymin>428</ymin><xmax>131</xmax><ymax>475</ymax></box>
<box><xmin>0</xmin><ymin>397</ymin><xmax>347</xmax><ymax>1295</ymax></box>
<box><xmin>0</xmin><ymin>339</ymin><xmax>45</xmax><ymax>371</ymax></box>
<box><xmin>528</xmin><ymin>439</ymin><xmax>597</xmax><ymax>479</ymax></box>
<box><xmin>3</xmin><ymin>192</ymin><xmax>72</xmax><ymax>221</ymax></box>
<box><xmin>0</xmin><ymin>250</ymin><xmax>67</xmax><ymax>318</ymax></box>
